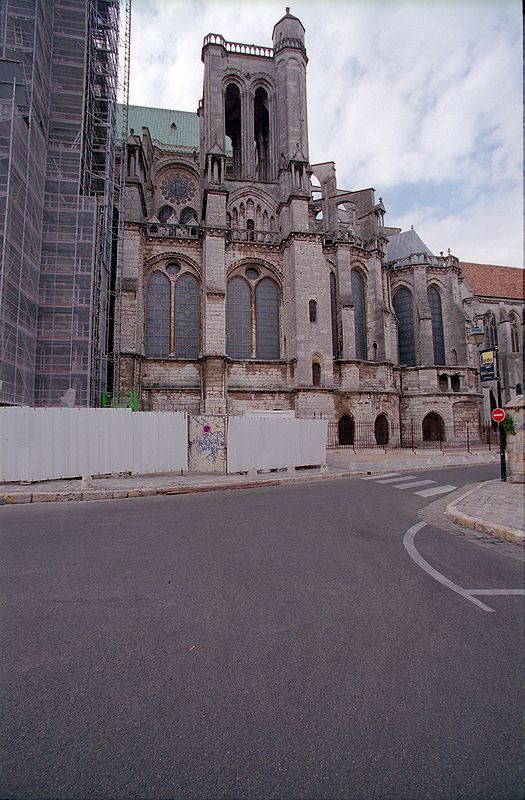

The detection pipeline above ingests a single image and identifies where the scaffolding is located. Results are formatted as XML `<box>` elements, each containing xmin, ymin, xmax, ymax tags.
<box><xmin>0</xmin><ymin>1</ymin><xmax>50</xmax><ymax>407</ymax></box>
<box><xmin>108</xmin><ymin>0</ymin><xmax>130</xmax><ymax>399</ymax></box>
<box><xmin>0</xmin><ymin>0</ymin><xmax>122</xmax><ymax>407</ymax></box>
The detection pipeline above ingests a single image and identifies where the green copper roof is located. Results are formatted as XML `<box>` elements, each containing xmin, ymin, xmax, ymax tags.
<box><xmin>116</xmin><ymin>104</ymin><xmax>200</xmax><ymax>149</ymax></box>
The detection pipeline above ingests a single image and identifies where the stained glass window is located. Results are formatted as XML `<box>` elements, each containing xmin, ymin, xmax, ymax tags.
<box><xmin>352</xmin><ymin>269</ymin><xmax>367</xmax><ymax>360</ymax></box>
<box><xmin>393</xmin><ymin>287</ymin><xmax>416</xmax><ymax>366</ymax></box>
<box><xmin>145</xmin><ymin>272</ymin><xmax>170</xmax><ymax>357</ymax></box>
<box><xmin>427</xmin><ymin>286</ymin><xmax>445</xmax><ymax>365</ymax></box>
<box><xmin>175</xmin><ymin>274</ymin><xmax>199</xmax><ymax>358</ymax></box>
<box><xmin>227</xmin><ymin>277</ymin><xmax>251</xmax><ymax>358</ymax></box>
<box><xmin>256</xmin><ymin>277</ymin><xmax>280</xmax><ymax>359</ymax></box>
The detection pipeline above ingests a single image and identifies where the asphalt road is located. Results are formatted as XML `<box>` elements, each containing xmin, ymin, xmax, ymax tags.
<box><xmin>1</xmin><ymin>464</ymin><xmax>523</xmax><ymax>800</ymax></box>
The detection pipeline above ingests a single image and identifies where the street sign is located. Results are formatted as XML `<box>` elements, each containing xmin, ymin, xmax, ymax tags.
<box><xmin>491</xmin><ymin>407</ymin><xmax>505</xmax><ymax>423</ymax></box>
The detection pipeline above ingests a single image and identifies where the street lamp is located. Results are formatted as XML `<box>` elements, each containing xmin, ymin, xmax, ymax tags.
<box><xmin>469</xmin><ymin>321</ymin><xmax>506</xmax><ymax>482</ymax></box>
<box><xmin>469</xmin><ymin>324</ymin><xmax>484</xmax><ymax>347</ymax></box>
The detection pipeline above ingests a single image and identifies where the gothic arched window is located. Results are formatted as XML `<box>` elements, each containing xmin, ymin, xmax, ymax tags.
<box><xmin>312</xmin><ymin>357</ymin><xmax>321</xmax><ymax>387</ymax></box>
<box><xmin>330</xmin><ymin>271</ymin><xmax>339</xmax><ymax>358</ymax></box>
<box><xmin>427</xmin><ymin>286</ymin><xmax>445</xmax><ymax>365</ymax></box>
<box><xmin>484</xmin><ymin>313</ymin><xmax>498</xmax><ymax>348</ymax></box>
<box><xmin>179</xmin><ymin>207</ymin><xmax>197</xmax><ymax>225</ymax></box>
<box><xmin>352</xmin><ymin>268</ymin><xmax>367</xmax><ymax>360</ymax></box>
<box><xmin>255</xmin><ymin>277</ymin><xmax>280</xmax><ymax>359</ymax></box>
<box><xmin>226</xmin><ymin>277</ymin><xmax>251</xmax><ymax>358</ymax></box>
<box><xmin>393</xmin><ymin>287</ymin><xmax>416</xmax><ymax>366</ymax></box>
<box><xmin>226</xmin><ymin>273</ymin><xmax>280</xmax><ymax>359</ymax></box>
<box><xmin>510</xmin><ymin>314</ymin><xmax>520</xmax><ymax>352</ymax></box>
<box><xmin>175</xmin><ymin>273</ymin><xmax>199</xmax><ymax>358</ymax></box>
<box><xmin>145</xmin><ymin>272</ymin><xmax>171</xmax><ymax>357</ymax></box>
<box><xmin>309</xmin><ymin>300</ymin><xmax>317</xmax><ymax>323</ymax></box>
<box><xmin>225</xmin><ymin>83</ymin><xmax>242</xmax><ymax>179</ymax></box>
<box><xmin>254</xmin><ymin>87</ymin><xmax>270</xmax><ymax>181</ymax></box>
<box><xmin>158</xmin><ymin>205</ymin><xmax>173</xmax><ymax>223</ymax></box>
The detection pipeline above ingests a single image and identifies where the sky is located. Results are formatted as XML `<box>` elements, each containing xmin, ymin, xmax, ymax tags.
<box><xmin>125</xmin><ymin>0</ymin><xmax>523</xmax><ymax>267</ymax></box>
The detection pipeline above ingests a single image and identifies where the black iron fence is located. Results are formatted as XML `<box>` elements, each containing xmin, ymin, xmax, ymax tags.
<box><xmin>327</xmin><ymin>419</ymin><xmax>498</xmax><ymax>453</ymax></box>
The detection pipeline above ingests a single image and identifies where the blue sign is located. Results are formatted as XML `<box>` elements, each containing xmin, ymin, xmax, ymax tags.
<box><xmin>479</xmin><ymin>348</ymin><xmax>496</xmax><ymax>382</ymax></box>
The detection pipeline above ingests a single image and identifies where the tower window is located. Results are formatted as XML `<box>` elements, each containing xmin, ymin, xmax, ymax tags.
<box><xmin>309</xmin><ymin>299</ymin><xmax>317</xmax><ymax>323</ymax></box>
<box><xmin>254</xmin><ymin>87</ymin><xmax>270</xmax><ymax>181</ymax></box>
<box><xmin>312</xmin><ymin>361</ymin><xmax>321</xmax><ymax>387</ymax></box>
<box><xmin>225</xmin><ymin>83</ymin><xmax>242</xmax><ymax>179</ymax></box>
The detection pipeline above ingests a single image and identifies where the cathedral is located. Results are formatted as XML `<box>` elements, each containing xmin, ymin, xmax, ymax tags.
<box><xmin>115</xmin><ymin>9</ymin><xmax>523</xmax><ymax>443</ymax></box>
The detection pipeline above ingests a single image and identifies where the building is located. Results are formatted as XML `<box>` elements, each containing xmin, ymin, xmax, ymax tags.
<box><xmin>0</xmin><ymin>6</ymin><xmax>520</xmax><ymax>429</ymax></box>
<box><xmin>114</xmin><ymin>9</ymin><xmax>522</xmax><ymax>442</ymax></box>
<box><xmin>460</xmin><ymin>262</ymin><xmax>523</xmax><ymax>421</ymax></box>
<box><xmin>0</xmin><ymin>0</ymin><xmax>120</xmax><ymax>407</ymax></box>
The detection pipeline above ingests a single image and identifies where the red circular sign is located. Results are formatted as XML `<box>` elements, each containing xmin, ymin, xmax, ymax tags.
<box><xmin>491</xmin><ymin>408</ymin><xmax>505</xmax><ymax>423</ymax></box>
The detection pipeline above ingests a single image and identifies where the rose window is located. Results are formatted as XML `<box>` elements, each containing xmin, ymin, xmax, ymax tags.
<box><xmin>160</xmin><ymin>173</ymin><xmax>196</xmax><ymax>205</ymax></box>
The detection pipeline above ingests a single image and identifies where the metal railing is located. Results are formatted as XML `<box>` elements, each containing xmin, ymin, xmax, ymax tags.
<box><xmin>327</xmin><ymin>420</ymin><xmax>498</xmax><ymax>453</ymax></box>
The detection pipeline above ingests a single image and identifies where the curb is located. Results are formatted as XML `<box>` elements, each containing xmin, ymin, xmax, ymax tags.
<box><xmin>0</xmin><ymin>453</ymin><xmax>500</xmax><ymax>506</ymax></box>
<box><xmin>0</xmin><ymin>470</ymin><xmax>357</xmax><ymax>505</ymax></box>
<box><xmin>445</xmin><ymin>483</ymin><xmax>525</xmax><ymax>545</ymax></box>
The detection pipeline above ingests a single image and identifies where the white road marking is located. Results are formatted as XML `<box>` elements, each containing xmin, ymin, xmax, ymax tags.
<box><xmin>403</xmin><ymin>522</ymin><xmax>496</xmax><ymax>612</ymax></box>
<box><xmin>361</xmin><ymin>472</ymin><xmax>400</xmax><ymax>480</ymax></box>
<box><xmin>376</xmin><ymin>475</ymin><xmax>419</xmax><ymax>483</ymax></box>
<box><xmin>468</xmin><ymin>589</ymin><xmax>525</xmax><ymax>596</ymax></box>
<box><xmin>394</xmin><ymin>479</ymin><xmax>436</xmax><ymax>490</ymax></box>
<box><xmin>415</xmin><ymin>484</ymin><xmax>457</xmax><ymax>497</ymax></box>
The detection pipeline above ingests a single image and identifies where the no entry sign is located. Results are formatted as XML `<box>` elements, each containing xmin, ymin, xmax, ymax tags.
<box><xmin>491</xmin><ymin>407</ymin><xmax>506</xmax><ymax>423</ymax></box>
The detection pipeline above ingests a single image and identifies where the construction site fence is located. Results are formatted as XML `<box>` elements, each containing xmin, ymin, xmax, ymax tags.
<box><xmin>0</xmin><ymin>406</ymin><xmax>188</xmax><ymax>482</ymax></box>
<box><xmin>327</xmin><ymin>420</ymin><xmax>499</xmax><ymax>454</ymax></box>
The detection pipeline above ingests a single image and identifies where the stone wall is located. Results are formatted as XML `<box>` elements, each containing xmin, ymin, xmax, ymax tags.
<box><xmin>504</xmin><ymin>395</ymin><xmax>524</xmax><ymax>483</ymax></box>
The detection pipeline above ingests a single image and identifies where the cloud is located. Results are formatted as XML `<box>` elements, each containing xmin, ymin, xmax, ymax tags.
<box><xmin>126</xmin><ymin>0</ymin><xmax>523</xmax><ymax>266</ymax></box>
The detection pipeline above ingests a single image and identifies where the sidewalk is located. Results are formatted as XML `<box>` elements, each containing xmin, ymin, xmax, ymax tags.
<box><xmin>446</xmin><ymin>480</ymin><xmax>524</xmax><ymax>545</ymax></box>
<box><xmin>1</xmin><ymin>448</ymin><xmax>522</xmax><ymax>544</ymax></box>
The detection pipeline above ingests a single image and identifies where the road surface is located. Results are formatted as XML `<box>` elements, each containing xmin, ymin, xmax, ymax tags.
<box><xmin>1</xmin><ymin>464</ymin><xmax>523</xmax><ymax>799</ymax></box>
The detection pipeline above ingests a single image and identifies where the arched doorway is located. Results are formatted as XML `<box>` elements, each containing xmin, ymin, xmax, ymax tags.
<box><xmin>422</xmin><ymin>412</ymin><xmax>445</xmax><ymax>442</ymax></box>
<box><xmin>338</xmin><ymin>414</ymin><xmax>354</xmax><ymax>446</ymax></box>
<box><xmin>374</xmin><ymin>414</ymin><xmax>389</xmax><ymax>445</ymax></box>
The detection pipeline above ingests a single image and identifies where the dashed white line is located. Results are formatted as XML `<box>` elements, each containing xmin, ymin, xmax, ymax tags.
<box><xmin>415</xmin><ymin>484</ymin><xmax>457</xmax><ymax>497</ymax></box>
<box><xmin>376</xmin><ymin>475</ymin><xmax>419</xmax><ymax>484</ymax></box>
<box><xmin>361</xmin><ymin>472</ymin><xmax>400</xmax><ymax>480</ymax></box>
<box><xmin>394</xmin><ymin>479</ymin><xmax>436</xmax><ymax>490</ymax></box>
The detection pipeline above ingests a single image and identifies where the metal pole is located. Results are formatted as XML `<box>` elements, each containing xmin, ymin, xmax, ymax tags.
<box><xmin>495</xmin><ymin>347</ymin><xmax>507</xmax><ymax>482</ymax></box>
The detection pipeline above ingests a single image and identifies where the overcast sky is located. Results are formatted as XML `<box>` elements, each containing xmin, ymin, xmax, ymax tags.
<box><xmin>126</xmin><ymin>0</ymin><xmax>522</xmax><ymax>267</ymax></box>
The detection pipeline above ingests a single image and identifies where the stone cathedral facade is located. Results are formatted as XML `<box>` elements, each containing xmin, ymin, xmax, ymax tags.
<box><xmin>116</xmin><ymin>10</ymin><xmax>522</xmax><ymax>442</ymax></box>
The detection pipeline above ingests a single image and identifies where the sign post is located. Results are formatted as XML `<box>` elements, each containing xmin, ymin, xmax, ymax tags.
<box><xmin>469</xmin><ymin>328</ymin><xmax>506</xmax><ymax>482</ymax></box>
